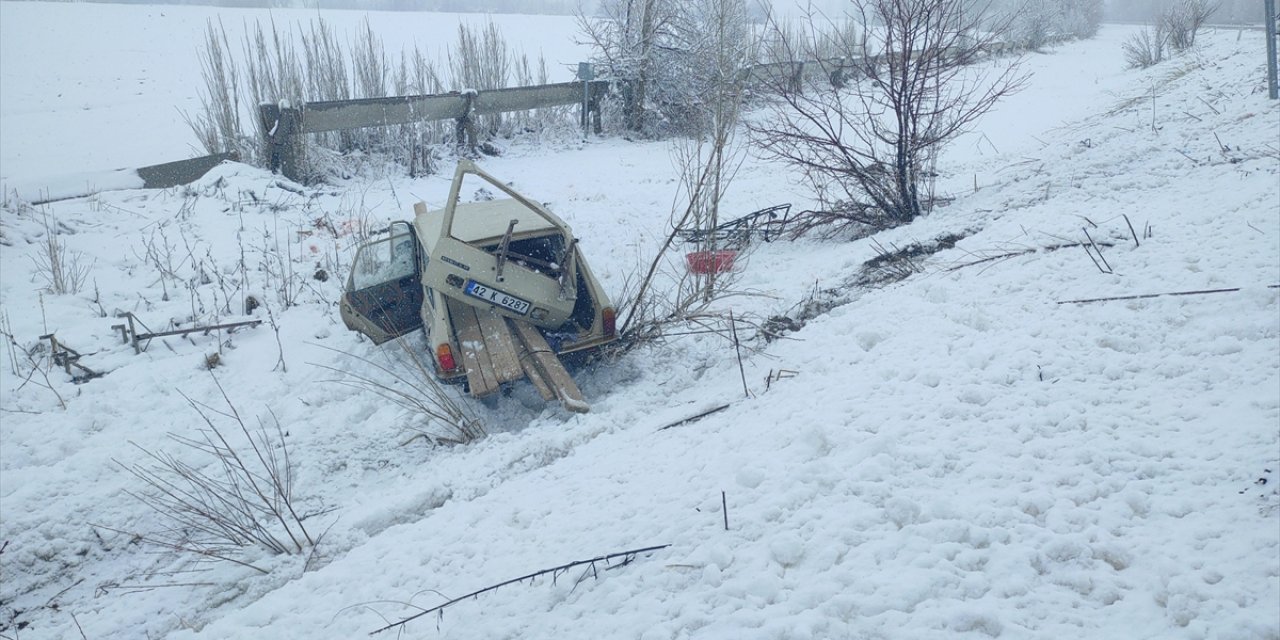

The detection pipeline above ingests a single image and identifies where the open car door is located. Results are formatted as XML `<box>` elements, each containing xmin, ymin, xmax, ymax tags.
<box><xmin>340</xmin><ymin>222</ymin><xmax>424</xmax><ymax>344</ymax></box>
<box><xmin>418</xmin><ymin>161</ymin><xmax>580</xmax><ymax>330</ymax></box>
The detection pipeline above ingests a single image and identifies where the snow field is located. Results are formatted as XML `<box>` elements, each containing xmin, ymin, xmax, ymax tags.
<box><xmin>0</xmin><ymin>1</ymin><xmax>591</xmax><ymax>187</ymax></box>
<box><xmin>1</xmin><ymin>6</ymin><xmax>1277</xmax><ymax>640</ymax></box>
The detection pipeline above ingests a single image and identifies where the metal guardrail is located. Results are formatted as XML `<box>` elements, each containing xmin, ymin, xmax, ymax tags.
<box><xmin>258</xmin><ymin>40</ymin><xmax>1048</xmax><ymax>183</ymax></box>
<box><xmin>260</xmin><ymin>80</ymin><xmax>610</xmax><ymax>182</ymax></box>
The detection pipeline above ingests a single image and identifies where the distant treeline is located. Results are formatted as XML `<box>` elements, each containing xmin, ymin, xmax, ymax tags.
<box><xmin>1105</xmin><ymin>0</ymin><xmax>1264</xmax><ymax>24</ymax></box>
<box><xmin>29</xmin><ymin>0</ymin><xmax>588</xmax><ymax>15</ymax></box>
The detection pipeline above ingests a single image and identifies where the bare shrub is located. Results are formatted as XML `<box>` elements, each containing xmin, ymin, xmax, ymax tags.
<box><xmin>619</xmin><ymin>134</ymin><xmax>758</xmax><ymax>348</ymax></box>
<box><xmin>1060</xmin><ymin>0</ymin><xmax>1104</xmax><ymax>39</ymax></box>
<box><xmin>1</xmin><ymin>313</ymin><xmax>68</xmax><ymax>409</ymax></box>
<box><xmin>303</xmin><ymin>18</ymin><xmax>350</xmax><ymax>103</ymax></box>
<box><xmin>243</xmin><ymin>19</ymin><xmax>307</xmax><ymax>129</ymax></box>
<box><xmin>1164</xmin><ymin>0</ymin><xmax>1219</xmax><ymax>52</ymax></box>
<box><xmin>617</xmin><ymin>146</ymin><xmax>749</xmax><ymax>347</ymax></box>
<box><xmin>113</xmin><ymin>376</ymin><xmax>316</xmax><ymax>573</ymax></box>
<box><xmin>31</xmin><ymin>210</ymin><xmax>92</xmax><ymax>295</ymax></box>
<box><xmin>1010</xmin><ymin>0</ymin><xmax>1057</xmax><ymax>50</ymax></box>
<box><xmin>302</xmin><ymin>16</ymin><xmax>353</xmax><ymax>155</ymax></box>
<box><xmin>451</xmin><ymin>21</ymin><xmax>562</xmax><ymax>145</ymax></box>
<box><xmin>1121</xmin><ymin>0</ymin><xmax>1214</xmax><ymax>69</ymax></box>
<box><xmin>994</xmin><ymin>0</ymin><xmax>1101</xmax><ymax>45</ymax></box>
<box><xmin>347</xmin><ymin>18</ymin><xmax>394</xmax><ymax>156</ymax></box>
<box><xmin>187</xmin><ymin>19</ymin><xmax>255</xmax><ymax>163</ymax></box>
<box><xmin>394</xmin><ymin>46</ymin><xmax>447</xmax><ymax>176</ymax></box>
<box><xmin>750</xmin><ymin>0</ymin><xmax>1027</xmax><ymax>228</ymax></box>
<box><xmin>1123</xmin><ymin>25</ymin><xmax>1169</xmax><ymax>69</ymax></box>
<box><xmin>313</xmin><ymin>339</ymin><xmax>484</xmax><ymax>446</ymax></box>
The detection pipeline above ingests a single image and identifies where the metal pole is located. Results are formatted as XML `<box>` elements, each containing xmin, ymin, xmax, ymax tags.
<box><xmin>1266</xmin><ymin>0</ymin><xmax>1278</xmax><ymax>99</ymax></box>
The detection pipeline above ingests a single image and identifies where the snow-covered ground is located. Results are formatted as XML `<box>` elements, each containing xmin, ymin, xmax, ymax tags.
<box><xmin>2</xmin><ymin>4</ymin><xmax>1278</xmax><ymax>639</ymax></box>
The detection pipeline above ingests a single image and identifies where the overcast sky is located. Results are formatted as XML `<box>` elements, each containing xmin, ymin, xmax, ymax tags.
<box><xmin>5</xmin><ymin>0</ymin><xmax>1265</xmax><ymax>23</ymax></box>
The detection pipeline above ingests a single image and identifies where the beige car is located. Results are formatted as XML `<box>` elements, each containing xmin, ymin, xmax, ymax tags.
<box><xmin>340</xmin><ymin>161</ymin><xmax>616</xmax><ymax>409</ymax></box>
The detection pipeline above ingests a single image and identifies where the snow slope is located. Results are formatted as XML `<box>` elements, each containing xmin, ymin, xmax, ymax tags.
<box><xmin>1</xmin><ymin>6</ymin><xmax>1278</xmax><ymax>640</ymax></box>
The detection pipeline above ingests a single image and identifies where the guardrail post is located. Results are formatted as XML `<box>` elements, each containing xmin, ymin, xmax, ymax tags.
<box><xmin>790</xmin><ymin>61</ymin><xmax>805</xmax><ymax>95</ymax></box>
<box><xmin>578</xmin><ymin>63</ymin><xmax>595</xmax><ymax>137</ymax></box>
<box><xmin>258</xmin><ymin>102</ymin><xmax>279</xmax><ymax>170</ymax></box>
<box><xmin>455</xmin><ymin>90</ymin><xmax>478</xmax><ymax>152</ymax></box>
<box><xmin>590</xmin><ymin>81</ymin><xmax>603</xmax><ymax>135</ymax></box>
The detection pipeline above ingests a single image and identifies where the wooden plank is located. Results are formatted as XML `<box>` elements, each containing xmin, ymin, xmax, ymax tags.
<box><xmin>446</xmin><ymin>299</ymin><xmax>498</xmax><ymax>397</ymax></box>
<box><xmin>515</xmin><ymin>334</ymin><xmax>556</xmax><ymax>402</ymax></box>
<box><xmin>509</xmin><ymin>320</ymin><xmax>589</xmax><ymax>413</ymax></box>
<box><xmin>474</xmin><ymin>307</ymin><xmax>525</xmax><ymax>384</ymax></box>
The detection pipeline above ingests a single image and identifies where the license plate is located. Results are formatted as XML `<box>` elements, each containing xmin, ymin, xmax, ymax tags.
<box><xmin>464</xmin><ymin>280</ymin><xmax>531</xmax><ymax>315</ymax></box>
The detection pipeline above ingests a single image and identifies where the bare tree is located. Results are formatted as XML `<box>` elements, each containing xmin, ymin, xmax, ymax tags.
<box><xmin>675</xmin><ymin>0</ymin><xmax>755</xmax><ymax>299</ymax></box>
<box><xmin>578</xmin><ymin>0</ymin><xmax>753</xmax><ymax>135</ymax></box>
<box><xmin>750</xmin><ymin>0</ymin><xmax>1027</xmax><ymax>230</ymax></box>
<box><xmin>578</xmin><ymin>0</ymin><xmax>674</xmax><ymax>132</ymax></box>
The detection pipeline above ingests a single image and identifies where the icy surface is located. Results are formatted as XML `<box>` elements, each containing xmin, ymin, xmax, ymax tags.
<box><xmin>1</xmin><ymin>6</ymin><xmax>1278</xmax><ymax>640</ymax></box>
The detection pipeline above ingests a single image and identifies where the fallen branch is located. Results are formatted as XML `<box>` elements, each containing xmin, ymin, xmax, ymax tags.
<box><xmin>1057</xmin><ymin>285</ymin><xmax>1280</xmax><ymax>305</ymax></box>
<box><xmin>369</xmin><ymin>544</ymin><xmax>671</xmax><ymax>635</ymax></box>
<box><xmin>945</xmin><ymin>241</ymin><xmax>1113</xmax><ymax>273</ymax></box>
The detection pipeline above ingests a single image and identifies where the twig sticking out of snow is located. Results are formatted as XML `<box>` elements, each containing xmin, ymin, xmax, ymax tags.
<box><xmin>1123</xmin><ymin>215</ymin><xmax>1141</xmax><ymax>248</ymax></box>
<box><xmin>1082</xmin><ymin>228</ymin><xmax>1114</xmax><ymax>274</ymax></box>
<box><xmin>722</xmin><ymin>491</ymin><xmax>729</xmax><ymax>531</ymax></box>
<box><xmin>730</xmin><ymin>311</ymin><xmax>750</xmax><ymax>399</ymax></box>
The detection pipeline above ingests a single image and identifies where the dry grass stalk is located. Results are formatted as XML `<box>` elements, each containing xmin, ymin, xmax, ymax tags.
<box><xmin>313</xmin><ymin>339</ymin><xmax>484</xmax><ymax>446</ymax></box>
<box><xmin>31</xmin><ymin>209</ymin><xmax>92</xmax><ymax>296</ymax></box>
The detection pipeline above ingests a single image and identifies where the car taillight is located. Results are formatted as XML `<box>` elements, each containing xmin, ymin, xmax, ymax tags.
<box><xmin>602</xmin><ymin>307</ymin><xmax>616</xmax><ymax>337</ymax></box>
<box><xmin>436</xmin><ymin>343</ymin><xmax>457</xmax><ymax>371</ymax></box>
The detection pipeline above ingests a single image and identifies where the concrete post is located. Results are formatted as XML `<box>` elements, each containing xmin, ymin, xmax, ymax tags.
<box><xmin>455</xmin><ymin>90</ymin><xmax>478</xmax><ymax>153</ymax></box>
